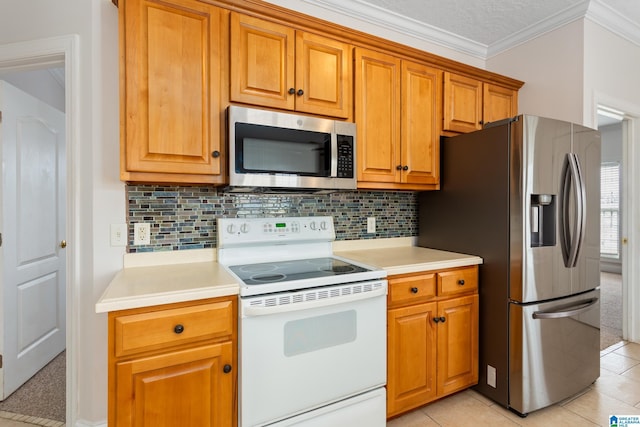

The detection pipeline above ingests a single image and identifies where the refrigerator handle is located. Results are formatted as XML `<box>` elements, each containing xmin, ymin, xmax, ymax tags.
<box><xmin>532</xmin><ymin>297</ymin><xmax>598</xmax><ymax>319</ymax></box>
<box><xmin>560</xmin><ymin>153</ymin><xmax>586</xmax><ymax>268</ymax></box>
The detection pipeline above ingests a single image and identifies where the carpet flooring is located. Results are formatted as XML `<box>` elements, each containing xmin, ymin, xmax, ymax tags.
<box><xmin>0</xmin><ymin>351</ymin><xmax>65</xmax><ymax>423</ymax></box>
<box><xmin>600</xmin><ymin>272</ymin><xmax>623</xmax><ymax>350</ymax></box>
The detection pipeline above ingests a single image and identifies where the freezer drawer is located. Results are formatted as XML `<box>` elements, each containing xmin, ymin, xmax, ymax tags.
<box><xmin>509</xmin><ymin>289</ymin><xmax>600</xmax><ymax>415</ymax></box>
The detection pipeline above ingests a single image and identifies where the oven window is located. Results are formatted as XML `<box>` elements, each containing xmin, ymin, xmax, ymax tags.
<box><xmin>283</xmin><ymin>310</ymin><xmax>356</xmax><ymax>357</ymax></box>
<box><xmin>235</xmin><ymin>123</ymin><xmax>331</xmax><ymax>176</ymax></box>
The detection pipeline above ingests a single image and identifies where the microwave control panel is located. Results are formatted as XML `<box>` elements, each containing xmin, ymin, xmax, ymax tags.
<box><xmin>337</xmin><ymin>136</ymin><xmax>354</xmax><ymax>178</ymax></box>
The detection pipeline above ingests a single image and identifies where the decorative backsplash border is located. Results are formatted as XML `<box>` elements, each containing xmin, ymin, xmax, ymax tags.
<box><xmin>127</xmin><ymin>185</ymin><xmax>418</xmax><ymax>252</ymax></box>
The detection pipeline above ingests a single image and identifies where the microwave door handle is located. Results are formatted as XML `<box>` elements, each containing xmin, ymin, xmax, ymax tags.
<box><xmin>330</xmin><ymin>132</ymin><xmax>338</xmax><ymax>177</ymax></box>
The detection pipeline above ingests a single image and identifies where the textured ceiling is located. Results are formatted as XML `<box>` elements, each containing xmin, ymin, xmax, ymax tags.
<box><xmin>361</xmin><ymin>0</ymin><xmax>586</xmax><ymax>45</ymax></box>
<box><xmin>304</xmin><ymin>0</ymin><xmax>640</xmax><ymax>58</ymax></box>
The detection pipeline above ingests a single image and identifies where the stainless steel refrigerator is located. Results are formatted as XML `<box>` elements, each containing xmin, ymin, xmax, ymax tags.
<box><xmin>418</xmin><ymin>115</ymin><xmax>601</xmax><ymax>416</ymax></box>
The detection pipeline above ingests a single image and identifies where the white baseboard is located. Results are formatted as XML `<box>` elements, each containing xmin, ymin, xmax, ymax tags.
<box><xmin>75</xmin><ymin>420</ymin><xmax>107</xmax><ymax>427</ymax></box>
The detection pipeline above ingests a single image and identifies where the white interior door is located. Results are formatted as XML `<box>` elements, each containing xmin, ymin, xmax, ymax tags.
<box><xmin>0</xmin><ymin>80</ymin><xmax>66</xmax><ymax>399</ymax></box>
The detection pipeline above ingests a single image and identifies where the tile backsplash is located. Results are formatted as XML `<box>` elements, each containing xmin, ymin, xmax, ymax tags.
<box><xmin>127</xmin><ymin>185</ymin><xmax>418</xmax><ymax>252</ymax></box>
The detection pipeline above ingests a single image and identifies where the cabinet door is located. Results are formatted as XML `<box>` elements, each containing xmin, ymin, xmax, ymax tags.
<box><xmin>122</xmin><ymin>0</ymin><xmax>225</xmax><ymax>180</ymax></box>
<box><xmin>230</xmin><ymin>13</ymin><xmax>295</xmax><ymax>110</ymax></box>
<box><xmin>295</xmin><ymin>32</ymin><xmax>352</xmax><ymax>118</ymax></box>
<box><xmin>437</xmin><ymin>294</ymin><xmax>479</xmax><ymax>396</ymax></box>
<box><xmin>115</xmin><ymin>342</ymin><xmax>234</xmax><ymax>427</ymax></box>
<box><xmin>483</xmin><ymin>83</ymin><xmax>518</xmax><ymax>125</ymax></box>
<box><xmin>443</xmin><ymin>72</ymin><xmax>483</xmax><ymax>133</ymax></box>
<box><xmin>387</xmin><ymin>302</ymin><xmax>438</xmax><ymax>417</ymax></box>
<box><xmin>355</xmin><ymin>48</ymin><xmax>401</xmax><ymax>184</ymax></box>
<box><xmin>401</xmin><ymin>61</ymin><xmax>442</xmax><ymax>185</ymax></box>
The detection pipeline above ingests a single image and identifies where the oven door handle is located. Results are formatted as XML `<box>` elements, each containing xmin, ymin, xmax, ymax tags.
<box><xmin>242</xmin><ymin>286</ymin><xmax>387</xmax><ymax>317</ymax></box>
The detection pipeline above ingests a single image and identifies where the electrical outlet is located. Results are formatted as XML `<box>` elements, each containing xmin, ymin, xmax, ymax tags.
<box><xmin>134</xmin><ymin>223</ymin><xmax>151</xmax><ymax>245</ymax></box>
<box><xmin>367</xmin><ymin>217</ymin><xmax>376</xmax><ymax>233</ymax></box>
<box><xmin>487</xmin><ymin>365</ymin><xmax>497</xmax><ymax>388</ymax></box>
<box><xmin>110</xmin><ymin>223</ymin><xmax>128</xmax><ymax>247</ymax></box>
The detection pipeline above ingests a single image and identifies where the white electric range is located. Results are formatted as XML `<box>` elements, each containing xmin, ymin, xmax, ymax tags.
<box><xmin>218</xmin><ymin>216</ymin><xmax>387</xmax><ymax>427</ymax></box>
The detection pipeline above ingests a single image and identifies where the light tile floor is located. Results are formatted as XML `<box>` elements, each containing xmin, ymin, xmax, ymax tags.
<box><xmin>1</xmin><ymin>342</ymin><xmax>637</xmax><ymax>427</ymax></box>
<box><xmin>388</xmin><ymin>341</ymin><xmax>640</xmax><ymax>427</ymax></box>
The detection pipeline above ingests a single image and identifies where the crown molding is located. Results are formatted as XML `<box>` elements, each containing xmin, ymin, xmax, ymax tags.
<box><xmin>487</xmin><ymin>1</ymin><xmax>590</xmax><ymax>58</ymax></box>
<box><xmin>303</xmin><ymin>0</ymin><xmax>640</xmax><ymax>61</ymax></box>
<box><xmin>302</xmin><ymin>0</ymin><xmax>488</xmax><ymax>59</ymax></box>
<box><xmin>586</xmin><ymin>0</ymin><xmax>640</xmax><ymax>48</ymax></box>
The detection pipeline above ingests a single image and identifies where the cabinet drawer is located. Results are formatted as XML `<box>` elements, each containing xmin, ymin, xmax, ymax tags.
<box><xmin>113</xmin><ymin>300</ymin><xmax>234</xmax><ymax>358</ymax></box>
<box><xmin>389</xmin><ymin>273</ymin><xmax>436</xmax><ymax>307</ymax></box>
<box><xmin>437</xmin><ymin>266</ymin><xmax>478</xmax><ymax>296</ymax></box>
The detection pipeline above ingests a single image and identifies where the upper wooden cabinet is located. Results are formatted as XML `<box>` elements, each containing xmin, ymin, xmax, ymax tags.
<box><xmin>355</xmin><ymin>48</ymin><xmax>441</xmax><ymax>191</ymax></box>
<box><xmin>443</xmin><ymin>72</ymin><xmax>518</xmax><ymax>133</ymax></box>
<box><xmin>119</xmin><ymin>0</ymin><xmax>228</xmax><ymax>184</ymax></box>
<box><xmin>230</xmin><ymin>13</ymin><xmax>352</xmax><ymax>119</ymax></box>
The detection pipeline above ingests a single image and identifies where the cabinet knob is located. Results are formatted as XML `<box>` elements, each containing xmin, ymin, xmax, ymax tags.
<box><xmin>458</xmin><ymin>279</ymin><xmax>465</xmax><ymax>286</ymax></box>
<box><xmin>439</xmin><ymin>316</ymin><xmax>446</xmax><ymax>323</ymax></box>
<box><xmin>411</xmin><ymin>287</ymin><xmax>418</xmax><ymax>294</ymax></box>
<box><xmin>402</xmin><ymin>165</ymin><xmax>409</xmax><ymax>171</ymax></box>
<box><xmin>223</xmin><ymin>364</ymin><xmax>232</xmax><ymax>374</ymax></box>
<box><xmin>174</xmin><ymin>324</ymin><xmax>184</xmax><ymax>334</ymax></box>
<box><xmin>396</xmin><ymin>165</ymin><xmax>402</xmax><ymax>170</ymax></box>
<box><xmin>212</xmin><ymin>150</ymin><xmax>220</xmax><ymax>158</ymax></box>
<box><xmin>297</xmin><ymin>89</ymin><xmax>304</xmax><ymax>96</ymax></box>
<box><xmin>288</xmin><ymin>88</ymin><xmax>296</xmax><ymax>95</ymax></box>
<box><xmin>433</xmin><ymin>317</ymin><xmax>440</xmax><ymax>323</ymax></box>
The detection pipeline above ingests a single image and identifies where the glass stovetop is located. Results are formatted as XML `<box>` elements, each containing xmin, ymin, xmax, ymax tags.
<box><xmin>228</xmin><ymin>257</ymin><xmax>371</xmax><ymax>285</ymax></box>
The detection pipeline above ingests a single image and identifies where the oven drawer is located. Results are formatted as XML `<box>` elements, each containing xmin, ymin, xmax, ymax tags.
<box><xmin>437</xmin><ymin>266</ymin><xmax>478</xmax><ymax>296</ymax></box>
<box><xmin>113</xmin><ymin>300</ymin><xmax>234</xmax><ymax>357</ymax></box>
<box><xmin>389</xmin><ymin>273</ymin><xmax>436</xmax><ymax>307</ymax></box>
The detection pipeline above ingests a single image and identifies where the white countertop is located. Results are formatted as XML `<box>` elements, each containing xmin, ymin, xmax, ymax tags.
<box><xmin>95</xmin><ymin>239</ymin><xmax>482</xmax><ymax>313</ymax></box>
<box><xmin>334</xmin><ymin>246</ymin><xmax>482</xmax><ymax>276</ymax></box>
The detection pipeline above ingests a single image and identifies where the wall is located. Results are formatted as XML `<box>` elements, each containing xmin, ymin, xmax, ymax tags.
<box><xmin>582</xmin><ymin>19</ymin><xmax>640</xmax><ymax>341</ymax></box>
<box><xmin>486</xmin><ymin>19</ymin><xmax>586</xmax><ymax>125</ymax></box>
<box><xmin>0</xmin><ymin>68</ymin><xmax>65</xmax><ymax>112</ymax></box>
<box><xmin>127</xmin><ymin>187</ymin><xmax>417</xmax><ymax>251</ymax></box>
<box><xmin>0</xmin><ymin>0</ymin><xmax>121</xmax><ymax>424</ymax></box>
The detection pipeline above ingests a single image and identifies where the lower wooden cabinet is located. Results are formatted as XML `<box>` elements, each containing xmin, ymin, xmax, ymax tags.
<box><xmin>386</xmin><ymin>266</ymin><xmax>479</xmax><ymax>418</ymax></box>
<box><xmin>108</xmin><ymin>296</ymin><xmax>237</xmax><ymax>427</ymax></box>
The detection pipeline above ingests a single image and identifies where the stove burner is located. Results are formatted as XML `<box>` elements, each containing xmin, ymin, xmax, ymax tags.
<box><xmin>321</xmin><ymin>265</ymin><xmax>357</xmax><ymax>274</ymax></box>
<box><xmin>250</xmin><ymin>273</ymin><xmax>287</xmax><ymax>283</ymax></box>
<box><xmin>238</xmin><ymin>264</ymin><xmax>278</xmax><ymax>274</ymax></box>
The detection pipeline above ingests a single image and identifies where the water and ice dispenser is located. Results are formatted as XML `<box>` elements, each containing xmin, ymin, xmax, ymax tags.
<box><xmin>530</xmin><ymin>194</ymin><xmax>556</xmax><ymax>247</ymax></box>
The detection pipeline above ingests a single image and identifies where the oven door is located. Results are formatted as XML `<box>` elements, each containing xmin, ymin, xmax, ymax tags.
<box><xmin>239</xmin><ymin>280</ymin><xmax>387</xmax><ymax>427</ymax></box>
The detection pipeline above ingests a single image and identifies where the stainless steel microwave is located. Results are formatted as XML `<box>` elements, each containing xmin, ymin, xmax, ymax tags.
<box><xmin>228</xmin><ymin>106</ymin><xmax>357</xmax><ymax>191</ymax></box>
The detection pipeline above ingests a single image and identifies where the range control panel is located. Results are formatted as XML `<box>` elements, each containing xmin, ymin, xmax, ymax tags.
<box><xmin>217</xmin><ymin>216</ymin><xmax>335</xmax><ymax>248</ymax></box>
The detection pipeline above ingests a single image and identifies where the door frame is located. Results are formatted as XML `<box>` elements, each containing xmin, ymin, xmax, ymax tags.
<box><xmin>595</xmin><ymin>96</ymin><xmax>640</xmax><ymax>343</ymax></box>
<box><xmin>0</xmin><ymin>35</ymin><xmax>80</xmax><ymax>424</ymax></box>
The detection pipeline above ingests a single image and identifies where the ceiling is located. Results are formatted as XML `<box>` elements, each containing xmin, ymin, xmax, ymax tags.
<box><xmin>304</xmin><ymin>0</ymin><xmax>640</xmax><ymax>59</ymax></box>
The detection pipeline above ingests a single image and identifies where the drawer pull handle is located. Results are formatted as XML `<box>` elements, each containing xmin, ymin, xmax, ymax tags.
<box><xmin>411</xmin><ymin>287</ymin><xmax>419</xmax><ymax>294</ymax></box>
<box><xmin>223</xmin><ymin>364</ymin><xmax>232</xmax><ymax>374</ymax></box>
<box><xmin>458</xmin><ymin>279</ymin><xmax>465</xmax><ymax>285</ymax></box>
<box><xmin>174</xmin><ymin>324</ymin><xmax>185</xmax><ymax>334</ymax></box>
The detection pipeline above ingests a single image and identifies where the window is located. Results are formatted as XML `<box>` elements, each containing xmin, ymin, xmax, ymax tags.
<box><xmin>601</xmin><ymin>162</ymin><xmax>620</xmax><ymax>258</ymax></box>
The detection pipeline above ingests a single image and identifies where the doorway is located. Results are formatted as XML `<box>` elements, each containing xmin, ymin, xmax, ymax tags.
<box><xmin>0</xmin><ymin>35</ymin><xmax>79</xmax><ymax>425</ymax></box>
<box><xmin>598</xmin><ymin>106</ymin><xmax>631</xmax><ymax>348</ymax></box>
<box><xmin>0</xmin><ymin>73</ymin><xmax>66</xmax><ymax>422</ymax></box>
